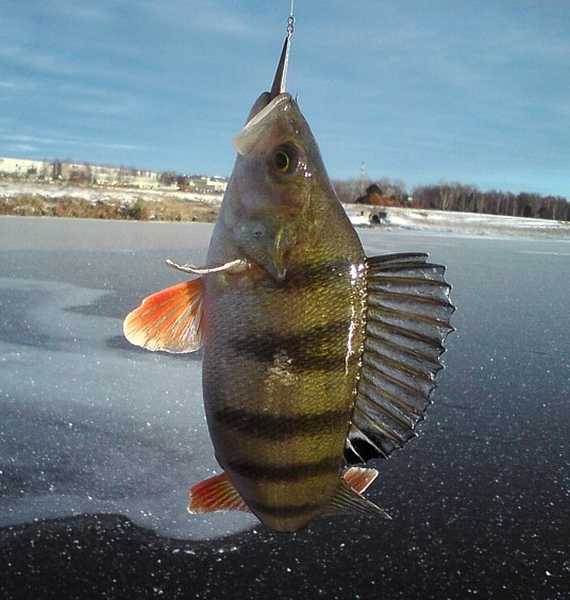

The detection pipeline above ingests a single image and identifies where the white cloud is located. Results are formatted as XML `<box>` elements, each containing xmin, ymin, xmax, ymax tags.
<box><xmin>1</xmin><ymin>133</ymin><xmax>145</xmax><ymax>152</ymax></box>
<box><xmin>7</xmin><ymin>144</ymin><xmax>38</xmax><ymax>153</ymax></box>
<box><xmin>55</xmin><ymin>83</ymin><xmax>121</xmax><ymax>99</ymax></box>
<box><xmin>0</xmin><ymin>45</ymin><xmax>80</xmax><ymax>76</ymax></box>
<box><xmin>141</xmin><ymin>0</ymin><xmax>262</xmax><ymax>38</ymax></box>
<box><xmin>0</xmin><ymin>80</ymin><xmax>36</xmax><ymax>92</ymax></box>
<box><xmin>481</xmin><ymin>24</ymin><xmax>570</xmax><ymax>63</ymax></box>
<box><xmin>64</xmin><ymin>99</ymin><xmax>136</xmax><ymax>117</ymax></box>
<box><xmin>43</xmin><ymin>0</ymin><xmax>115</xmax><ymax>23</ymax></box>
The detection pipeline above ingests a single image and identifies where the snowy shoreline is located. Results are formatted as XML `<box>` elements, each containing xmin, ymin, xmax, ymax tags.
<box><xmin>0</xmin><ymin>180</ymin><xmax>222</xmax><ymax>206</ymax></box>
<box><xmin>1</xmin><ymin>181</ymin><xmax>568</xmax><ymax>238</ymax></box>
<box><xmin>344</xmin><ymin>204</ymin><xmax>570</xmax><ymax>239</ymax></box>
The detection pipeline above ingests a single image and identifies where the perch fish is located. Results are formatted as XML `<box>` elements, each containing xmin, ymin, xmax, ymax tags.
<box><xmin>123</xmin><ymin>18</ymin><xmax>454</xmax><ymax>532</ymax></box>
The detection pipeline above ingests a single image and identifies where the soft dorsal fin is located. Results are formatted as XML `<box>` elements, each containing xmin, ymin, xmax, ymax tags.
<box><xmin>346</xmin><ymin>253</ymin><xmax>455</xmax><ymax>464</ymax></box>
<box><xmin>188</xmin><ymin>472</ymin><xmax>250</xmax><ymax>513</ymax></box>
<box><xmin>123</xmin><ymin>278</ymin><xmax>204</xmax><ymax>354</ymax></box>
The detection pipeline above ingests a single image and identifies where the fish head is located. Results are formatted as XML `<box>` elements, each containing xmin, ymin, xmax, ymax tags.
<box><xmin>220</xmin><ymin>91</ymin><xmax>337</xmax><ymax>282</ymax></box>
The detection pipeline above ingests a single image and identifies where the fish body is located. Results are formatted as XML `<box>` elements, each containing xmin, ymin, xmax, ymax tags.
<box><xmin>202</xmin><ymin>98</ymin><xmax>367</xmax><ymax>529</ymax></box>
<box><xmin>123</xmin><ymin>27</ymin><xmax>454</xmax><ymax>533</ymax></box>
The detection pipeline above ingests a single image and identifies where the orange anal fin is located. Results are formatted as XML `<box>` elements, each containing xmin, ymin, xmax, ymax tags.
<box><xmin>123</xmin><ymin>278</ymin><xmax>204</xmax><ymax>353</ymax></box>
<box><xmin>188</xmin><ymin>472</ymin><xmax>250</xmax><ymax>514</ymax></box>
<box><xmin>342</xmin><ymin>466</ymin><xmax>379</xmax><ymax>494</ymax></box>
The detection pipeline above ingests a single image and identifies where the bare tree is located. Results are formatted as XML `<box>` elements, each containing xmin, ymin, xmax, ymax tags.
<box><xmin>412</xmin><ymin>183</ymin><xmax>568</xmax><ymax>220</ymax></box>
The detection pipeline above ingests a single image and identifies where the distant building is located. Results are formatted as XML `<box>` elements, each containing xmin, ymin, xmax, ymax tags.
<box><xmin>204</xmin><ymin>176</ymin><xmax>228</xmax><ymax>193</ymax></box>
<box><xmin>0</xmin><ymin>156</ymin><xmax>228</xmax><ymax>193</ymax></box>
<box><xmin>0</xmin><ymin>157</ymin><xmax>50</xmax><ymax>179</ymax></box>
<box><xmin>0</xmin><ymin>156</ymin><xmax>163</xmax><ymax>189</ymax></box>
<box><xmin>185</xmin><ymin>175</ymin><xmax>228</xmax><ymax>194</ymax></box>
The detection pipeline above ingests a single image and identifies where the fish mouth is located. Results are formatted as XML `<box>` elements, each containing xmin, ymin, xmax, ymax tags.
<box><xmin>261</xmin><ymin>245</ymin><xmax>288</xmax><ymax>282</ymax></box>
<box><xmin>266</xmin><ymin>264</ymin><xmax>287</xmax><ymax>282</ymax></box>
<box><xmin>245</xmin><ymin>259</ymin><xmax>287</xmax><ymax>283</ymax></box>
<box><xmin>268</xmin><ymin>226</ymin><xmax>291</xmax><ymax>282</ymax></box>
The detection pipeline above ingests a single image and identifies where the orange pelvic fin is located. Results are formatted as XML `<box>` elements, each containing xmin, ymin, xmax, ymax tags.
<box><xmin>123</xmin><ymin>278</ymin><xmax>204</xmax><ymax>353</ymax></box>
<box><xmin>188</xmin><ymin>472</ymin><xmax>250</xmax><ymax>514</ymax></box>
<box><xmin>342</xmin><ymin>466</ymin><xmax>379</xmax><ymax>495</ymax></box>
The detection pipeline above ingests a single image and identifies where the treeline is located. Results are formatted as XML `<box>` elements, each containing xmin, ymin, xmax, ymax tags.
<box><xmin>333</xmin><ymin>179</ymin><xmax>570</xmax><ymax>221</ymax></box>
<box><xmin>413</xmin><ymin>184</ymin><xmax>569</xmax><ymax>221</ymax></box>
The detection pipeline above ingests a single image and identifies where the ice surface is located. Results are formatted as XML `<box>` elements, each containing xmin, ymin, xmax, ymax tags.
<box><xmin>0</xmin><ymin>276</ymin><xmax>257</xmax><ymax>539</ymax></box>
<box><xmin>1</xmin><ymin>217</ymin><xmax>569</xmax><ymax>551</ymax></box>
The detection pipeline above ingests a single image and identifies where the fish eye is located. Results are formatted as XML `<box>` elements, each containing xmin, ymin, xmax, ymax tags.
<box><xmin>271</xmin><ymin>144</ymin><xmax>298</xmax><ymax>175</ymax></box>
<box><xmin>275</xmin><ymin>151</ymin><xmax>290</xmax><ymax>172</ymax></box>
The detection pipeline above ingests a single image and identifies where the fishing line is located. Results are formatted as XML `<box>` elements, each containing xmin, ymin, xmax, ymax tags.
<box><xmin>288</xmin><ymin>0</ymin><xmax>295</xmax><ymax>38</ymax></box>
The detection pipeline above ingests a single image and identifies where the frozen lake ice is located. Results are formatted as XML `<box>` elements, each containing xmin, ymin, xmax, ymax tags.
<box><xmin>0</xmin><ymin>216</ymin><xmax>569</xmax><ymax>598</ymax></box>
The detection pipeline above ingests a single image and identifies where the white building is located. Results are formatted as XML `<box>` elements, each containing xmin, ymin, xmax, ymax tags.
<box><xmin>186</xmin><ymin>175</ymin><xmax>228</xmax><ymax>194</ymax></box>
<box><xmin>0</xmin><ymin>156</ymin><xmax>224</xmax><ymax>193</ymax></box>
<box><xmin>0</xmin><ymin>157</ymin><xmax>50</xmax><ymax>178</ymax></box>
<box><xmin>204</xmin><ymin>177</ymin><xmax>228</xmax><ymax>193</ymax></box>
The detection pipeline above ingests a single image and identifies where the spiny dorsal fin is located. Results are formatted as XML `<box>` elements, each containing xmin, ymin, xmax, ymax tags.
<box><xmin>345</xmin><ymin>252</ymin><xmax>455</xmax><ymax>465</ymax></box>
<box><xmin>188</xmin><ymin>472</ymin><xmax>250</xmax><ymax>513</ymax></box>
<box><xmin>123</xmin><ymin>278</ymin><xmax>204</xmax><ymax>354</ymax></box>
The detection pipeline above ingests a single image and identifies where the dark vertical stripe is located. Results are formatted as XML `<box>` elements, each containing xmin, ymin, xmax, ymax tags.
<box><xmin>248</xmin><ymin>500</ymin><xmax>322</xmax><ymax>517</ymax></box>
<box><xmin>228</xmin><ymin>319</ymin><xmax>352</xmax><ymax>372</ymax></box>
<box><xmin>214</xmin><ymin>407</ymin><xmax>350</xmax><ymax>440</ymax></box>
<box><xmin>227</xmin><ymin>456</ymin><xmax>341</xmax><ymax>481</ymax></box>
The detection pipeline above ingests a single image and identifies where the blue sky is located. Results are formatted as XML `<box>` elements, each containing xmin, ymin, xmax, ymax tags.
<box><xmin>1</xmin><ymin>1</ymin><xmax>568</xmax><ymax>197</ymax></box>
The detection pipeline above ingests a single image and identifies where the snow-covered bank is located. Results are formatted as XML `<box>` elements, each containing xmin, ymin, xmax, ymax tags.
<box><xmin>1</xmin><ymin>182</ymin><xmax>568</xmax><ymax>238</ymax></box>
<box><xmin>344</xmin><ymin>204</ymin><xmax>570</xmax><ymax>238</ymax></box>
<box><xmin>0</xmin><ymin>181</ymin><xmax>222</xmax><ymax>206</ymax></box>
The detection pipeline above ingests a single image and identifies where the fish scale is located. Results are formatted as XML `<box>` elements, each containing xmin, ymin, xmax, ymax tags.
<box><xmin>201</xmin><ymin>229</ymin><xmax>367</xmax><ymax>529</ymax></box>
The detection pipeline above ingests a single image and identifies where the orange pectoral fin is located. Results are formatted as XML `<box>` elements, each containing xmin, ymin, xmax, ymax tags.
<box><xmin>188</xmin><ymin>472</ymin><xmax>250</xmax><ymax>513</ymax></box>
<box><xmin>123</xmin><ymin>278</ymin><xmax>204</xmax><ymax>353</ymax></box>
